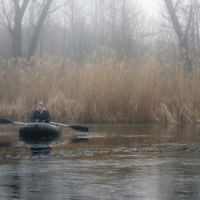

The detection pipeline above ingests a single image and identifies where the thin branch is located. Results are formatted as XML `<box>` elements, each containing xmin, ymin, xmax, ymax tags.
<box><xmin>174</xmin><ymin>0</ymin><xmax>182</xmax><ymax>12</ymax></box>
<box><xmin>0</xmin><ymin>14</ymin><xmax>14</xmax><ymax>36</ymax></box>
<box><xmin>1</xmin><ymin>0</ymin><xmax>12</xmax><ymax>28</ymax></box>
<box><xmin>185</xmin><ymin>5</ymin><xmax>193</xmax><ymax>37</ymax></box>
<box><xmin>48</xmin><ymin>0</ymin><xmax>71</xmax><ymax>14</ymax></box>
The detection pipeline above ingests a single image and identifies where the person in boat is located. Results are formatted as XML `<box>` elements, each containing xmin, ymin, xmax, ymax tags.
<box><xmin>30</xmin><ymin>102</ymin><xmax>51</xmax><ymax>123</ymax></box>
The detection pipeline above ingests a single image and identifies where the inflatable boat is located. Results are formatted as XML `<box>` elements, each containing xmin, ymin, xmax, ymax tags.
<box><xmin>19</xmin><ymin>122</ymin><xmax>62</xmax><ymax>137</ymax></box>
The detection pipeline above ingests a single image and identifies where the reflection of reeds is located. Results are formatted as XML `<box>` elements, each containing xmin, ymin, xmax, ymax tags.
<box><xmin>1</xmin><ymin>54</ymin><xmax>200</xmax><ymax>123</ymax></box>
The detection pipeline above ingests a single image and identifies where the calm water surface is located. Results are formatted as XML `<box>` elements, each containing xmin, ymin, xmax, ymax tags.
<box><xmin>0</xmin><ymin>123</ymin><xmax>200</xmax><ymax>199</ymax></box>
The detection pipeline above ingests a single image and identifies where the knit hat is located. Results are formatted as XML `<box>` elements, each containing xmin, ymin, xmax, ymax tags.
<box><xmin>37</xmin><ymin>102</ymin><xmax>44</xmax><ymax>107</ymax></box>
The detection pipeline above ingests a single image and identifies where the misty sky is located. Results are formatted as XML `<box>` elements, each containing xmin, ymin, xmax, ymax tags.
<box><xmin>141</xmin><ymin>0</ymin><xmax>159</xmax><ymax>17</ymax></box>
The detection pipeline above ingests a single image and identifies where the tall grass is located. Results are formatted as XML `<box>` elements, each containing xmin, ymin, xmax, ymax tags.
<box><xmin>0</xmin><ymin>53</ymin><xmax>200</xmax><ymax>123</ymax></box>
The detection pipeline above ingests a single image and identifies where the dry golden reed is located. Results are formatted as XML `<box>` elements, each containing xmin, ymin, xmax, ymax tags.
<box><xmin>0</xmin><ymin>53</ymin><xmax>200</xmax><ymax>123</ymax></box>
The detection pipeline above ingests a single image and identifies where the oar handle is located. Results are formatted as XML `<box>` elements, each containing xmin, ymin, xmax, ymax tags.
<box><xmin>0</xmin><ymin>118</ymin><xmax>26</xmax><ymax>125</ymax></box>
<box><xmin>14</xmin><ymin>122</ymin><xmax>27</xmax><ymax>125</ymax></box>
<box><xmin>50</xmin><ymin>122</ymin><xmax>89</xmax><ymax>132</ymax></box>
<box><xmin>50</xmin><ymin>122</ymin><xmax>69</xmax><ymax>127</ymax></box>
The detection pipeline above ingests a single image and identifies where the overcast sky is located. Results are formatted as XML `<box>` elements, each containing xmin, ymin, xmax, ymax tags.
<box><xmin>140</xmin><ymin>0</ymin><xmax>160</xmax><ymax>17</ymax></box>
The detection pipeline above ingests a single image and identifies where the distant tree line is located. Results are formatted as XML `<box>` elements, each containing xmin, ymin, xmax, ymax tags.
<box><xmin>0</xmin><ymin>0</ymin><xmax>200</xmax><ymax>69</ymax></box>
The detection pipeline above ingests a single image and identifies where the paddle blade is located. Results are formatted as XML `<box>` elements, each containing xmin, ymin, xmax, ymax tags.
<box><xmin>0</xmin><ymin>119</ymin><xmax>14</xmax><ymax>124</ymax></box>
<box><xmin>69</xmin><ymin>125</ymin><xmax>89</xmax><ymax>132</ymax></box>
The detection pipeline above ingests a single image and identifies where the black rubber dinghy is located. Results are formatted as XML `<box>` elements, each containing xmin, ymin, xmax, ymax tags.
<box><xmin>19</xmin><ymin>122</ymin><xmax>62</xmax><ymax>137</ymax></box>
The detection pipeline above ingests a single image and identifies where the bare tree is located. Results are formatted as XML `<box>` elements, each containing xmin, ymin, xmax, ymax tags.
<box><xmin>164</xmin><ymin>0</ymin><xmax>193</xmax><ymax>68</ymax></box>
<box><xmin>0</xmin><ymin>0</ymin><xmax>29</xmax><ymax>57</ymax></box>
<box><xmin>0</xmin><ymin>0</ymin><xmax>150</xmax><ymax>64</ymax></box>
<box><xmin>28</xmin><ymin>0</ymin><xmax>53</xmax><ymax>60</ymax></box>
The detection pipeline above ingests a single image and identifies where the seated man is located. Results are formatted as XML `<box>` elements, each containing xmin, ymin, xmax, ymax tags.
<box><xmin>30</xmin><ymin>102</ymin><xmax>51</xmax><ymax>123</ymax></box>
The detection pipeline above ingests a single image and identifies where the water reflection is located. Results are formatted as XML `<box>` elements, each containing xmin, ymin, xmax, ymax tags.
<box><xmin>30</xmin><ymin>147</ymin><xmax>51</xmax><ymax>156</ymax></box>
<box><xmin>71</xmin><ymin>136</ymin><xmax>89</xmax><ymax>143</ymax></box>
<box><xmin>19</xmin><ymin>134</ymin><xmax>61</xmax><ymax>156</ymax></box>
<box><xmin>1</xmin><ymin>124</ymin><xmax>200</xmax><ymax>199</ymax></box>
<box><xmin>0</xmin><ymin>143</ymin><xmax>11</xmax><ymax>147</ymax></box>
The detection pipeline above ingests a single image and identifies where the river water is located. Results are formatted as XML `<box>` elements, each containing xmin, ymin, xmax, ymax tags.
<box><xmin>0</xmin><ymin>123</ymin><xmax>200</xmax><ymax>199</ymax></box>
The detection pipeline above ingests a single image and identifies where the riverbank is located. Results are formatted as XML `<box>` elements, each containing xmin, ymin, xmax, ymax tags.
<box><xmin>0</xmin><ymin>54</ymin><xmax>200</xmax><ymax>123</ymax></box>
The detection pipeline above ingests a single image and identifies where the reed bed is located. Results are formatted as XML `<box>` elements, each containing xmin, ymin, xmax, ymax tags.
<box><xmin>0</xmin><ymin>53</ymin><xmax>200</xmax><ymax>123</ymax></box>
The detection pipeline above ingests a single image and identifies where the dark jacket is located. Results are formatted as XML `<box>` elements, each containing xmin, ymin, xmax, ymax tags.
<box><xmin>30</xmin><ymin>108</ymin><xmax>51</xmax><ymax>123</ymax></box>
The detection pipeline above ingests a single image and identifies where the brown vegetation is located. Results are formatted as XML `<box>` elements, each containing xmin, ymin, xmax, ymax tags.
<box><xmin>0</xmin><ymin>53</ymin><xmax>200</xmax><ymax>123</ymax></box>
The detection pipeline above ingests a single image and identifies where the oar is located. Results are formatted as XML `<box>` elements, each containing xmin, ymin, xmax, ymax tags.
<box><xmin>50</xmin><ymin>122</ymin><xmax>89</xmax><ymax>132</ymax></box>
<box><xmin>0</xmin><ymin>119</ymin><xmax>89</xmax><ymax>132</ymax></box>
<box><xmin>0</xmin><ymin>118</ymin><xmax>26</xmax><ymax>125</ymax></box>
